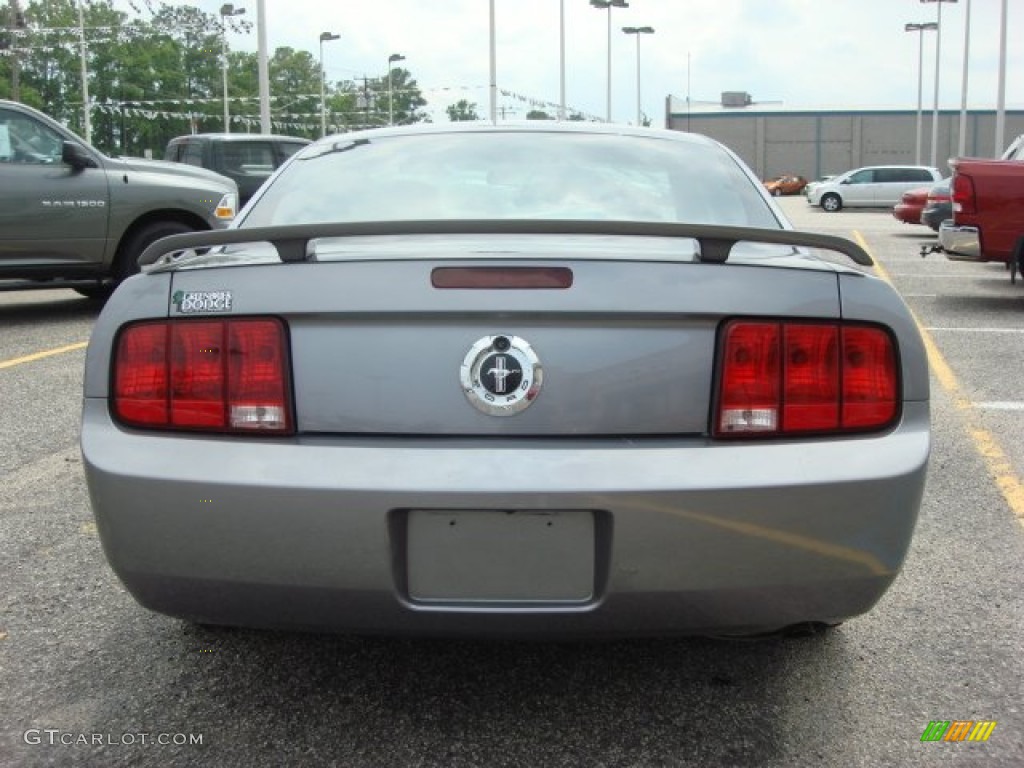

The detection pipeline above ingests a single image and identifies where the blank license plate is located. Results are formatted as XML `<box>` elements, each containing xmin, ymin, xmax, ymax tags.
<box><xmin>407</xmin><ymin>510</ymin><xmax>594</xmax><ymax>603</ymax></box>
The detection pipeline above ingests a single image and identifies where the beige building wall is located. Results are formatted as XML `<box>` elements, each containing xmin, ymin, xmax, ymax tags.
<box><xmin>666</xmin><ymin>108</ymin><xmax>1024</xmax><ymax>180</ymax></box>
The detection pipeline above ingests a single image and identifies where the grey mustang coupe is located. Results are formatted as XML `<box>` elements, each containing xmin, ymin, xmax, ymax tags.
<box><xmin>82</xmin><ymin>123</ymin><xmax>930</xmax><ymax>637</ymax></box>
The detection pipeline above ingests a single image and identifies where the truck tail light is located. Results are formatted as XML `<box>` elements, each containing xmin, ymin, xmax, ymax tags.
<box><xmin>715</xmin><ymin>320</ymin><xmax>897</xmax><ymax>438</ymax></box>
<box><xmin>951</xmin><ymin>173</ymin><xmax>975</xmax><ymax>215</ymax></box>
<box><xmin>113</xmin><ymin>318</ymin><xmax>293</xmax><ymax>435</ymax></box>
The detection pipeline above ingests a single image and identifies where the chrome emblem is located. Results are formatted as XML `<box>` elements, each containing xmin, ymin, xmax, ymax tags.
<box><xmin>460</xmin><ymin>335</ymin><xmax>542</xmax><ymax>416</ymax></box>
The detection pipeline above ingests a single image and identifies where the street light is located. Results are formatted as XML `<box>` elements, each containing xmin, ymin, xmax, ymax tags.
<box><xmin>920</xmin><ymin>0</ymin><xmax>958</xmax><ymax>169</ymax></box>
<box><xmin>905</xmin><ymin>21</ymin><xmax>938</xmax><ymax>165</ymax></box>
<box><xmin>590</xmin><ymin>0</ymin><xmax>629</xmax><ymax>123</ymax></box>
<box><xmin>319</xmin><ymin>31</ymin><xmax>340</xmax><ymax>138</ymax></box>
<box><xmin>387</xmin><ymin>52</ymin><xmax>405</xmax><ymax>126</ymax></box>
<box><xmin>219</xmin><ymin>4</ymin><xmax>245</xmax><ymax>134</ymax></box>
<box><xmin>622</xmin><ymin>26</ymin><xmax>653</xmax><ymax>126</ymax></box>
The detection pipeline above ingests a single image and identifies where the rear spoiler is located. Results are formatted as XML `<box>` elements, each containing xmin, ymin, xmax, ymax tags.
<box><xmin>138</xmin><ymin>220</ymin><xmax>874</xmax><ymax>270</ymax></box>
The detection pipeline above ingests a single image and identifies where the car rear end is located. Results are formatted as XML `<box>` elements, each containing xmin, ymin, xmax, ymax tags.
<box><xmin>81</xmin><ymin>126</ymin><xmax>930</xmax><ymax>637</ymax></box>
<box><xmin>893</xmin><ymin>187</ymin><xmax>928</xmax><ymax>225</ymax></box>
<box><xmin>921</xmin><ymin>181</ymin><xmax>952</xmax><ymax>232</ymax></box>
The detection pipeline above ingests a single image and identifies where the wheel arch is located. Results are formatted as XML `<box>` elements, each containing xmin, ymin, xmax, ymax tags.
<box><xmin>113</xmin><ymin>210</ymin><xmax>211</xmax><ymax>270</ymax></box>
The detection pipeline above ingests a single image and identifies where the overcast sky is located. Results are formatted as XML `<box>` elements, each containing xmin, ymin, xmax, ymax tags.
<box><xmin>121</xmin><ymin>1</ymin><xmax>1023</xmax><ymax>127</ymax></box>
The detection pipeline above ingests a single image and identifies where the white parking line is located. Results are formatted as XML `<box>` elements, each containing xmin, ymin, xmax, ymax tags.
<box><xmin>886</xmin><ymin>273</ymin><xmax>1000</xmax><ymax>278</ymax></box>
<box><xmin>924</xmin><ymin>327</ymin><xmax>1024</xmax><ymax>334</ymax></box>
<box><xmin>976</xmin><ymin>402</ymin><xmax>1024</xmax><ymax>411</ymax></box>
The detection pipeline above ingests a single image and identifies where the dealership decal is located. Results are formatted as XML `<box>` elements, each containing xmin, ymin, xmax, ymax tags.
<box><xmin>172</xmin><ymin>290</ymin><xmax>233</xmax><ymax>314</ymax></box>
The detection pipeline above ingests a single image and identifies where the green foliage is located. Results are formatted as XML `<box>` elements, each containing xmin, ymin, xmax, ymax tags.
<box><xmin>0</xmin><ymin>1</ymin><xmax>430</xmax><ymax>153</ymax></box>
<box><xmin>526</xmin><ymin>109</ymin><xmax>552</xmax><ymax>120</ymax></box>
<box><xmin>446</xmin><ymin>99</ymin><xmax>479</xmax><ymax>122</ymax></box>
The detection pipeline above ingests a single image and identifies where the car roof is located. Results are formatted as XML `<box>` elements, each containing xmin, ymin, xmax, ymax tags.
<box><xmin>168</xmin><ymin>133</ymin><xmax>310</xmax><ymax>144</ymax></box>
<box><xmin>308</xmin><ymin>121</ymin><xmax>722</xmax><ymax>149</ymax></box>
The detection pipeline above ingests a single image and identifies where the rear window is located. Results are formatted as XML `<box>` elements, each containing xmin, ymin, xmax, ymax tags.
<box><xmin>181</xmin><ymin>142</ymin><xmax>203</xmax><ymax>167</ymax></box>
<box><xmin>242</xmin><ymin>132</ymin><xmax>781</xmax><ymax>229</ymax></box>
<box><xmin>876</xmin><ymin>168</ymin><xmax>934</xmax><ymax>183</ymax></box>
<box><xmin>218</xmin><ymin>142</ymin><xmax>276</xmax><ymax>176</ymax></box>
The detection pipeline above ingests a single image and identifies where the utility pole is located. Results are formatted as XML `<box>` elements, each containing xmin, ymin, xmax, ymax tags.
<box><xmin>8</xmin><ymin>0</ymin><xmax>24</xmax><ymax>101</ymax></box>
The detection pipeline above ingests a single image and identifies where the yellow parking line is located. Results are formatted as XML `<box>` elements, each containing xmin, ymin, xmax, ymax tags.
<box><xmin>0</xmin><ymin>341</ymin><xmax>88</xmax><ymax>370</ymax></box>
<box><xmin>854</xmin><ymin>230</ymin><xmax>1024</xmax><ymax>527</ymax></box>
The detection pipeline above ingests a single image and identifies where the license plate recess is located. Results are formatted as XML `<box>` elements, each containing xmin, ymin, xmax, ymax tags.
<box><xmin>406</xmin><ymin>509</ymin><xmax>595</xmax><ymax>603</ymax></box>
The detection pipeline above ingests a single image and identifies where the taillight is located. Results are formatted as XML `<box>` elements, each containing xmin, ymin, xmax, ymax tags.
<box><xmin>951</xmin><ymin>173</ymin><xmax>975</xmax><ymax>215</ymax></box>
<box><xmin>715</xmin><ymin>320</ymin><xmax>897</xmax><ymax>438</ymax></box>
<box><xmin>113</xmin><ymin>318</ymin><xmax>293</xmax><ymax>434</ymax></box>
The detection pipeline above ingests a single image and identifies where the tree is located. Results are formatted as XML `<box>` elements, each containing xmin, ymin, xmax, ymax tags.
<box><xmin>446</xmin><ymin>99</ymin><xmax>479</xmax><ymax>122</ymax></box>
<box><xmin>526</xmin><ymin>109</ymin><xmax>552</xmax><ymax>120</ymax></box>
<box><xmin>0</xmin><ymin>1</ymin><xmax>432</xmax><ymax>150</ymax></box>
<box><xmin>381</xmin><ymin>67</ymin><xmax>428</xmax><ymax>125</ymax></box>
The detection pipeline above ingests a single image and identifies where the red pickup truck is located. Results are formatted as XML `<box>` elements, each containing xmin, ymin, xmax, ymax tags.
<box><xmin>939</xmin><ymin>135</ymin><xmax>1024</xmax><ymax>274</ymax></box>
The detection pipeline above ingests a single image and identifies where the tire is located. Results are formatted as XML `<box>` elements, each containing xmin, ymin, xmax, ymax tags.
<box><xmin>772</xmin><ymin>188</ymin><xmax>782</xmax><ymax>197</ymax></box>
<box><xmin>820</xmin><ymin>193</ymin><xmax>842</xmax><ymax>213</ymax></box>
<box><xmin>115</xmin><ymin>221</ymin><xmax>197</xmax><ymax>282</ymax></box>
<box><xmin>74</xmin><ymin>283</ymin><xmax>114</xmax><ymax>300</ymax></box>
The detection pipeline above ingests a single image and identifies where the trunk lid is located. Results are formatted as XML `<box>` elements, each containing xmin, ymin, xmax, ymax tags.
<box><xmin>166</xmin><ymin>234</ymin><xmax>846</xmax><ymax>436</ymax></box>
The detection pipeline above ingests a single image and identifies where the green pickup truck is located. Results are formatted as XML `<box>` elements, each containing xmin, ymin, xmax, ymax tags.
<box><xmin>0</xmin><ymin>99</ymin><xmax>237</xmax><ymax>299</ymax></box>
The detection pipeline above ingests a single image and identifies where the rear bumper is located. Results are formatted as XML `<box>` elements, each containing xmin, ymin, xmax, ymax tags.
<box><xmin>938</xmin><ymin>222</ymin><xmax>982</xmax><ymax>261</ymax></box>
<box><xmin>82</xmin><ymin>399</ymin><xmax>930</xmax><ymax>637</ymax></box>
<box><xmin>893</xmin><ymin>204</ymin><xmax>923</xmax><ymax>225</ymax></box>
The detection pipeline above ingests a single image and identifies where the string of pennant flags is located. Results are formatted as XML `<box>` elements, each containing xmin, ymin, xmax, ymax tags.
<box><xmin>83</xmin><ymin>87</ymin><xmax>602</xmax><ymax>124</ymax></box>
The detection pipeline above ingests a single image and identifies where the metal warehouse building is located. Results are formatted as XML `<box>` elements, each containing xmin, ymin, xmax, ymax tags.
<box><xmin>664</xmin><ymin>95</ymin><xmax>1024</xmax><ymax>181</ymax></box>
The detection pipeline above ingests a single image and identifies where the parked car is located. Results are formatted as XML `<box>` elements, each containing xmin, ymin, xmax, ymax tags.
<box><xmin>82</xmin><ymin>123</ymin><xmax>930</xmax><ymax>638</ymax></box>
<box><xmin>892</xmin><ymin>186</ymin><xmax>931</xmax><ymax>226</ymax></box>
<box><xmin>763</xmin><ymin>174</ymin><xmax>808</xmax><ymax>196</ymax></box>
<box><xmin>920</xmin><ymin>180</ymin><xmax>952</xmax><ymax>232</ymax></box>
<box><xmin>938</xmin><ymin>136</ymin><xmax>1024</xmax><ymax>267</ymax></box>
<box><xmin>803</xmin><ymin>175</ymin><xmax>834</xmax><ymax>199</ymax></box>
<box><xmin>0</xmin><ymin>99</ymin><xmax>237</xmax><ymax>299</ymax></box>
<box><xmin>164</xmin><ymin>133</ymin><xmax>310</xmax><ymax>206</ymax></box>
<box><xmin>807</xmin><ymin>165</ymin><xmax>943</xmax><ymax>212</ymax></box>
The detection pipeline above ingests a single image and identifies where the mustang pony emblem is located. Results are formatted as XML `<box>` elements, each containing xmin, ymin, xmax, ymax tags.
<box><xmin>460</xmin><ymin>335</ymin><xmax>542</xmax><ymax>416</ymax></box>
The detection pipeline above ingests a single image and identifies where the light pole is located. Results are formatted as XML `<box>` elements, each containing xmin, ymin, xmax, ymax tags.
<box><xmin>77</xmin><ymin>0</ymin><xmax>91</xmax><ymax>143</ymax></box>
<box><xmin>590</xmin><ymin>0</ymin><xmax>628</xmax><ymax>123</ymax></box>
<box><xmin>921</xmin><ymin>0</ymin><xmax>958</xmax><ymax>169</ymax></box>
<box><xmin>488</xmin><ymin>0</ymin><xmax>496</xmax><ymax>123</ymax></box>
<box><xmin>257</xmin><ymin>0</ymin><xmax>270</xmax><ymax>133</ymax></box>
<box><xmin>559</xmin><ymin>0</ymin><xmax>565</xmax><ymax>120</ymax></box>
<box><xmin>219</xmin><ymin>4</ymin><xmax>245</xmax><ymax>134</ymax></box>
<box><xmin>957</xmin><ymin>0</ymin><xmax>971</xmax><ymax>157</ymax></box>
<box><xmin>905</xmin><ymin>22</ymin><xmax>937</xmax><ymax>165</ymax></box>
<box><xmin>995</xmin><ymin>0</ymin><xmax>1007</xmax><ymax>155</ymax></box>
<box><xmin>622</xmin><ymin>26</ymin><xmax>653</xmax><ymax>126</ymax></box>
<box><xmin>387</xmin><ymin>53</ymin><xmax>405</xmax><ymax>126</ymax></box>
<box><xmin>319</xmin><ymin>31</ymin><xmax>340</xmax><ymax>138</ymax></box>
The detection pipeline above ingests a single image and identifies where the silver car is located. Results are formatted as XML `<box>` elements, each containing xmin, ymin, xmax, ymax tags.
<box><xmin>807</xmin><ymin>165</ymin><xmax>943</xmax><ymax>212</ymax></box>
<box><xmin>82</xmin><ymin>123</ymin><xmax>930</xmax><ymax>637</ymax></box>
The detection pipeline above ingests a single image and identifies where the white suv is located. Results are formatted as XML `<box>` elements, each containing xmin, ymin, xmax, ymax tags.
<box><xmin>807</xmin><ymin>165</ymin><xmax>943</xmax><ymax>212</ymax></box>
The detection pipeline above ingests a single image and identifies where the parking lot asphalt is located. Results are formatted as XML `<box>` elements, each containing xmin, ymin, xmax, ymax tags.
<box><xmin>0</xmin><ymin>198</ymin><xmax>1022</xmax><ymax>767</ymax></box>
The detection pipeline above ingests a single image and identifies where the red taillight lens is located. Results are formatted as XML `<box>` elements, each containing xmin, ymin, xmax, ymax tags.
<box><xmin>715</xmin><ymin>320</ymin><xmax>898</xmax><ymax>438</ymax></box>
<box><xmin>719</xmin><ymin>322</ymin><xmax>780</xmax><ymax>433</ymax></box>
<box><xmin>841</xmin><ymin>326</ymin><xmax>898</xmax><ymax>428</ymax></box>
<box><xmin>113</xmin><ymin>318</ymin><xmax>292</xmax><ymax>434</ymax></box>
<box><xmin>114</xmin><ymin>322</ymin><xmax>168</xmax><ymax>426</ymax></box>
<box><xmin>783</xmin><ymin>324</ymin><xmax>839</xmax><ymax>431</ymax></box>
<box><xmin>951</xmin><ymin>173</ymin><xmax>975</xmax><ymax>215</ymax></box>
